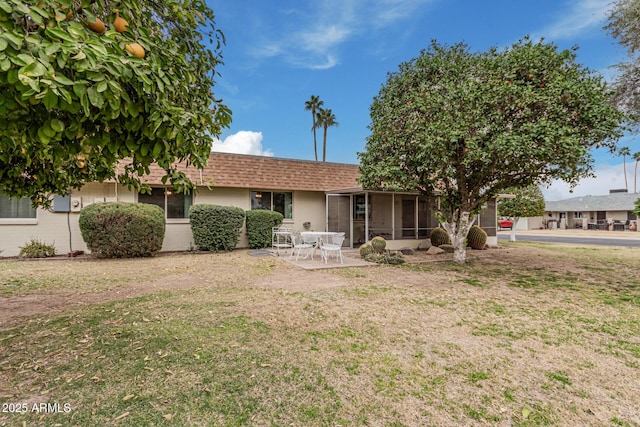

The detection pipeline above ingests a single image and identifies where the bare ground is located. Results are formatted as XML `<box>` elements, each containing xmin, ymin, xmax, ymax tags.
<box><xmin>1</xmin><ymin>245</ymin><xmax>639</xmax><ymax>426</ymax></box>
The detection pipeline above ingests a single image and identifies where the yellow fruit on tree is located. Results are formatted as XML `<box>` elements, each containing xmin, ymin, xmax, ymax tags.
<box><xmin>113</xmin><ymin>12</ymin><xmax>129</xmax><ymax>32</ymax></box>
<box><xmin>125</xmin><ymin>43</ymin><xmax>145</xmax><ymax>58</ymax></box>
<box><xmin>87</xmin><ymin>17</ymin><xmax>105</xmax><ymax>34</ymax></box>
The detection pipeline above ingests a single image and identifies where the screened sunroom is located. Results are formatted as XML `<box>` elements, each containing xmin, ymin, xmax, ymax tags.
<box><xmin>325</xmin><ymin>189</ymin><xmax>498</xmax><ymax>249</ymax></box>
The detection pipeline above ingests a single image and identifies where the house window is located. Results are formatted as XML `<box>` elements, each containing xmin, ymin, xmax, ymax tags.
<box><xmin>0</xmin><ymin>193</ymin><xmax>36</xmax><ymax>219</ymax></box>
<box><xmin>573</xmin><ymin>212</ymin><xmax>583</xmax><ymax>219</ymax></box>
<box><xmin>138</xmin><ymin>187</ymin><xmax>192</xmax><ymax>219</ymax></box>
<box><xmin>251</xmin><ymin>191</ymin><xmax>292</xmax><ymax>219</ymax></box>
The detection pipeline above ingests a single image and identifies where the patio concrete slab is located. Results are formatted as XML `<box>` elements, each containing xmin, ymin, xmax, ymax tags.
<box><xmin>269</xmin><ymin>249</ymin><xmax>376</xmax><ymax>270</ymax></box>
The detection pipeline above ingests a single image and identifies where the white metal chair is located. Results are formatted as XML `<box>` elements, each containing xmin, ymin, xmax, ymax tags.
<box><xmin>290</xmin><ymin>233</ymin><xmax>314</xmax><ymax>261</ymax></box>
<box><xmin>301</xmin><ymin>232</ymin><xmax>319</xmax><ymax>258</ymax></box>
<box><xmin>320</xmin><ymin>233</ymin><xmax>345</xmax><ymax>264</ymax></box>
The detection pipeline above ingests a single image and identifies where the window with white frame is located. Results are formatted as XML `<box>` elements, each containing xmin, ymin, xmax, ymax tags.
<box><xmin>138</xmin><ymin>187</ymin><xmax>192</xmax><ymax>219</ymax></box>
<box><xmin>0</xmin><ymin>193</ymin><xmax>36</xmax><ymax>219</ymax></box>
<box><xmin>573</xmin><ymin>212</ymin><xmax>583</xmax><ymax>219</ymax></box>
<box><xmin>251</xmin><ymin>191</ymin><xmax>292</xmax><ymax>219</ymax></box>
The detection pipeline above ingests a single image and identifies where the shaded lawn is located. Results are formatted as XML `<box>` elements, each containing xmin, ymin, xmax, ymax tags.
<box><xmin>0</xmin><ymin>244</ymin><xmax>639</xmax><ymax>426</ymax></box>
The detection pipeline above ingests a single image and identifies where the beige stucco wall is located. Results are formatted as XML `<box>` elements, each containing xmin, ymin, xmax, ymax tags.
<box><xmin>291</xmin><ymin>191</ymin><xmax>326</xmax><ymax>233</ymax></box>
<box><xmin>195</xmin><ymin>187</ymin><xmax>326</xmax><ymax>248</ymax></box>
<box><xmin>3</xmin><ymin>183</ymin><xmax>501</xmax><ymax>256</ymax></box>
<box><xmin>1</xmin><ymin>184</ymin><xmax>328</xmax><ymax>257</ymax></box>
<box><xmin>1</xmin><ymin>209</ymin><xmax>87</xmax><ymax>257</ymax></box>
<box><xmin>526</xmin><ymin>216</ymin><xmax>544</xmax><ymax>229</ymax></box>
<box><xmin>607</xmin><ymin>211</ymin><xmax>628</xmax><ymax>222</ymax></box>
<box><xmin>0</xmin><ymin>183</ymin><xmax>131</xmax><ymax>257</ymax></box>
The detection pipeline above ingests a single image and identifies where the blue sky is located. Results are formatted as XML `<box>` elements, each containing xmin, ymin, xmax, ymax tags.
<box><xmin>208</xmin><ymin>0</ymin><xmax>638</xmax><ymax>200</ymax></box>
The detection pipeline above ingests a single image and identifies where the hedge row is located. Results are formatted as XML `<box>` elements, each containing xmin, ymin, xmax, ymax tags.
<box><xmin>79</xmin><ymin>202</ymin><xmax>285</xmax><ymax>257</ymax></box>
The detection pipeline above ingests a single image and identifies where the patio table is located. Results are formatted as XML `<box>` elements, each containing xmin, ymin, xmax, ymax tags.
<box><xmin>300</xmin><ymin>231</ymin><xmax>344</xmax><ymax>259</ymax></box>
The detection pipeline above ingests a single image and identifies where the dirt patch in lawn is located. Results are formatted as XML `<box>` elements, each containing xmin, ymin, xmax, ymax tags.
<box><xmin>0</xmin><ymin>244</ymin><xmax>628</xmax><ymax>328</ymax></box>
<box><xmin>0</xmin><ymin>247</ymin><xmax>486</xmax><ymax>328</ymax></box>
<box><xmin>1</xmin><ymin>244</ymin><xmax>640</xmax><ymax>426</ymax></box>
<box><xmin>0</xmin><ymin>273</ymin><xmax>202</xmax><ymax>329</ymax></box>
<box><xmin>0</xmin><ymin>251</ymin><xmax>267</xmax><ymax>329</ymax></box>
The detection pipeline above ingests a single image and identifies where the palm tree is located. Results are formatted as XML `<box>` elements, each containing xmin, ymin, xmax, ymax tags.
<box><xmin>634</xmin><ymin>151</ymin><xmax>640</xmax><ymax>193</ymax></box>
<box><xmin>304</xmin><ymin>95</ymin><xmax>324</xmax><ymax>161</ymax></box>
<box><xmin>619</xmin><ymin>146</ymin><xmax>630</xmax><ymax>192</ymax></box>
<box><xmin>315</xmin><ymin>108</ymin><xmax>338</xmax><ymax>163</ymax></box>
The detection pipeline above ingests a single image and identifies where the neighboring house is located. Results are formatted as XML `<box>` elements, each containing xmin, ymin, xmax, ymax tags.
<box><xmin>543</xmin><ymin>192</ymin><xmax>639</xmax><ymax>230</ymax></box>
<box><xmin>0</xmin><ymin>153</ymin><xmax>500</xmax><ymax>257</ymax></box>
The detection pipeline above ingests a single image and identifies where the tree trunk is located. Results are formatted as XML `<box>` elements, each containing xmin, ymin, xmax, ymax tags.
<box><xmin>312</xmin><ymin>108</ymin><xmax>318</xmax><ymax>161</ymax></box>
<box><xmin>442</xmin><ymin>211</ymin><xmax>474</xmax><ymax>264</ymax></box>
<box><xmin>322</xmin><ymin>127</ymin><xmax>327</xmax><ymax>163</ymax></box>
<box><xmin>451</xmin><ymin>230</ymin><xmax>468</xmax><ymax>264</ymax></box>
<box><xmin>313</xmin><ymin>127</ymin><xmax>318</xmax><ymax>162</ymax></box>
<box><xmin>509</xmin><ymin>217</ymin><xmax>519</xmax><ymax>242</ymax></box>
<box><xmin>623</xmin><ymin>157</ymin><xmax>628</xmax><ymax>192</ymax></box>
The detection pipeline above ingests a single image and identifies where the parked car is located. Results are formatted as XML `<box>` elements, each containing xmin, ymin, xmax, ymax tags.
<box><xmin>498</xmin><ymin>218</ymin><xmax>513</xmax><ymax>230</ymax></box>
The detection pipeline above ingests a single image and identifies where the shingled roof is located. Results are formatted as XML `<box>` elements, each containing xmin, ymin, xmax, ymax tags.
<box><xmin>545</xmin><ymin>193</ymin><xmax>640</xmax><ymax>212</ymax></box>
<box><xmin>136</xmin><ymin>152</ymin><xmax>362</xmax><ymax>192</ymax></box>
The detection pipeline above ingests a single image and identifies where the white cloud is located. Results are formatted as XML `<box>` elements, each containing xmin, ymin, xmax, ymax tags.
<box><xmin>249</xmin><ymin>0</ymin><xmax>435</xmax><ymax>69</ymax></box>
<box><xmin>293</xmin><ymin>55</ymin><xmax>338</xmax><ymax>70</ymax></box>
<box><xmin>367</xmin><ymin>0</ymin><xmax>432</xmax><ymax>28</ymax></box>
<box><xmin>298</xmin><ymin>25</ymin><xmax>352</xmax><ymax>55</ymax></box>
<box><xmin>531</xmin><ymin>0</ymin><xmax>611</xmax><ymax>41</ymax></box>
<box><xmin>542</xmin><ymin>162</ymin><xmax>639</xmax><ymax>201</ymax></box>
<box><xmin>211</xmin><ymin>131</ymin><xmax>274</xmax><ymax>157</ymax></box>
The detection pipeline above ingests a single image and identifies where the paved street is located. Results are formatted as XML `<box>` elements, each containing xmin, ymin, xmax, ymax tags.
<box><xmin>498</xmin><ymin>229</ymin><xmax>640</xmax><ymax>247</ymax></box>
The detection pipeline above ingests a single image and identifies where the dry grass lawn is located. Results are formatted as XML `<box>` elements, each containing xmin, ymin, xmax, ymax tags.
<box><xmin>0</xmin><ymin>242</ymin><xmax>639</xmax><ymax>426</ymax></box>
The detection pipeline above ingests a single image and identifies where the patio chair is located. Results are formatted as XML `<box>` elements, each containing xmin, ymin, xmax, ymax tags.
<box><xmin>319</xmin><ymin>233</ymin><xmax>345</xmax><ymax>264</ymax></box>
<box><xmin>290</xmin><ymin>233</ymin><xmax>314</xmax><ymax>261</ymax></box>
<box><xmin>301</xmin><ymin>232</ymin><xmax>319</xmax><ymax>258</ymax></box>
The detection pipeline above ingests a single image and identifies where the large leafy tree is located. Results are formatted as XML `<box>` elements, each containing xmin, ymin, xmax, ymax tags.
<box><xmin>304</xmin><ymin>95</ymin><xmax>323</xmax><ymax>161</ymax></box>
<box><xmin>0</xmin><ymin>0</ymin><xmax>231</xmax><ymax>205</ymax></box>
<box><xmin>605</xmin><ymin>0</ymin><xmax>640</xmax><ymax>130</ymax></box>
<box><xmin>498</xmin><ymin>185</ymin><xmax>546</xmax><ymax>242</ymax></box>
<box><xmin>359</xmin><ymin>39</ymin><xmax>625</xmax><ymax>264</ymax></box>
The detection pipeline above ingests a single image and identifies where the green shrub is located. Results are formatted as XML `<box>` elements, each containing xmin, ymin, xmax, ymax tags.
<box><xmin>364</xmin><ymin>252</ymin><xmax>405</xmax><ymax>265</ymax></box>
<box><xmin>190</xmin><ymin>204</ymin><xmax>245</xmax><ymax>251</ymax></box>
<box><xmin>370</xmin><ymin>236</ymin><xmax>387</xmax><ymax>253</ymax></box>
<box><xmin>19</xmin><ymin>238</ymin><xmax>56</xmax><ymax>258</ymax></box>
<box><xmin>467</xmin><ymin>225</ymin><xmax>487</xmax><ymax>250</ymax></box>
<box><xmin>79</xmin><ymin>202</ymin><xmax>165</xmax><ymax>258</ymax></box>
<box><xmin>245</xmin><ymin>210</ymin><xmax>284</xmax><ymax>249</ymax></box>
<box><xmin>430</xmin><ymin>227</ymin><xmax>451</xmax><ymax>246</ymax></box>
